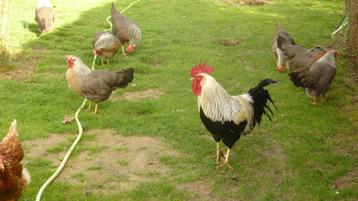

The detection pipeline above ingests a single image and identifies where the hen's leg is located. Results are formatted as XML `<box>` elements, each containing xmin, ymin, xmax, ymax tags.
<box><xmin>121</xmin><ymin>46</ymin><xmax>127</xmax><ymax>57</ymax></box>
<box><xmin>93</xmin><ymin>103</ymin><xmax>98</xmax><ymax>114</ymax></box>
<box><xmin>86</xmin><ymin>102</ymin><xmax>92</xmax><ymax>111</ymax></box>
<box><xmin>101</xmin><ymin>58</ymin><xmax>104</xmax><ymax>65</ymax></box>
<box><xmin>106</xmin><ymin>59</ymin><xmax>110</xmax><ymax>65</ymax></box>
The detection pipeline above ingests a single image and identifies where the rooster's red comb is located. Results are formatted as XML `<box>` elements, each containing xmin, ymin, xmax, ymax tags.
<box><xmin>190</xmin><ymin>63</ymin><xmax>214</xmax><ymax>77</ymax></box>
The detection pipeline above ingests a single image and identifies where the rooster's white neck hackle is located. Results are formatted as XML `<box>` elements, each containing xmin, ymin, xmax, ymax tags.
<box><xmin>316</xmin><ymin>50</ymin><xmax>336</xmax><ymax>67</ymax></box>
<box><xmin>198</xmin><ymin>74</ymin><xmax>242</xmax><ymax>123</ymax></box>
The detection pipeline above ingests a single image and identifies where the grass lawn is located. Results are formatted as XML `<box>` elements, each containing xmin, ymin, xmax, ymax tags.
<box><xmin>0</xmin><ymin>0</ymin><xmax>357</xmax><ymax>200</ymax></box>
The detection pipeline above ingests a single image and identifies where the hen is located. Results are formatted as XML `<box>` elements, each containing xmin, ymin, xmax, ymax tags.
<box><xmin>277</xmin><ymin>35</ymin><xmax>339</xmax><ymax>105</ymax></box>
<box><xmin>111</xmin><ymin>3</ymin><xmax>141</xmax><ymax>56</ymax></box>
<box><xmin>190</xmin><ymin>63</ymin><xmax>277</xmax><ymax>169</ymax></box>
<box><xmin>0</xmin><ymin>120</ymin><xmax>31</xmax><ymax>201</ymax></box>
<box><xmin>35</xmin><ymin>0</ymin><xmax>55</xmax><ymax>33</ymax></box>
<box><xmin>92</xmin><ymin>31</ymin><xmax>121</xmax><ymax>65</ymax></box>
<box><xmin>65</xmin><ymin>55</ymin><xmax>134</xmax><ymax>113</ymax></box>
<box><xmin>272</xmin><ymin>24</ymin><xmax>295</xmax><ymax>72</ymax></box>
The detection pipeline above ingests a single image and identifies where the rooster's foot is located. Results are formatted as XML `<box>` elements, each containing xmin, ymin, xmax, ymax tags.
<box><xmin>216</xmin><ymin>162</ymin><xmax>233</xmax><ymax>170</ymax></box>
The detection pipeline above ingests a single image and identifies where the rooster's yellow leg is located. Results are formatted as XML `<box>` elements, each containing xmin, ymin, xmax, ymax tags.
<box><xmin>93</xmin><ymin>103</ymin><xmax>98</xmax><ymax>114</ymax></box>
<box><xmin>217</xmin><ymin>149</ymin><xmax>233</xmax><ymax>170</ymax></box>
<box><xmin>216</xmin><ymin>143</ymin><xmax>221</xmax><ymax>164</ymax></box>
<box><xmin>86</xmin><ymin>102</ymin><xmax>92</xmax><ymax>111</ymax></box>
<box><xmin>106</xmin><ymin>59</ymin><xmax>110</xmax><ymax>65</ymax></box>
<box><xmin>101</xmin><ymin>58</ymin><xmax>104</xmax><ymax>65</ymax></box>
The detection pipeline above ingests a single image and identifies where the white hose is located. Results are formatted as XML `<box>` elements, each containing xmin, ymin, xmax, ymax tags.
<box><xmin>35</xmin><ymin>98</ymin><xmax>87</xmax><ymax>201</ymax></box>
<box><xmin>36</xmin><ymin>55</ymin><xmax>97</xmax><ymax>201</ymax></box>
<box><xmin>35</xmin><ymin>0</ymin><xmax>141</xmax><ymax>199</ymax></box>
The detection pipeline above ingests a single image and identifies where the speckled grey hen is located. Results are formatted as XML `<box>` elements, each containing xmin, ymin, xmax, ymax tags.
<box><xmin>65</xmin><ymin>55</ymin><xmax>134</xmax><ymax>113</ymax></box>
<box><xmin>92</xmin><ymin>31</ymin><xmax>121</xmax><ymax>64</ymax></box>
<box><xmin>277</xmin><ymin>36</ymin><xmax>339</xmax><ymax>105</ymax></box>
<box><xmin>111</xmin><ymin>3</ymin><xmax>141</xmax><ymax>56</ymax></box>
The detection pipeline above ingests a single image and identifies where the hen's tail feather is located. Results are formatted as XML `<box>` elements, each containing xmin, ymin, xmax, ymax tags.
<box><xmin>111</xmin><ymin>2</ymin><xmax>120</xmax><ymax>15</ymax></box>
<box><xmin>276</xmin><ymin>35</ymin><xmax>287</xmax><ymax>52</ymax></box>
<box><xmin>22</xmin><ymin>167</ymin><xmax>31</xmax><ymax>184</ymax></box>
<box><xmin>248</xmin><ymin>79</ymin><xmax>278</xmax><ymax>126</ymax></box>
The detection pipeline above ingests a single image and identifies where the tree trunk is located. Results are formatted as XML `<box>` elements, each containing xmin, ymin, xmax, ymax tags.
<box><xmin>0</xmin><ymin>0</ymin><xmax>9</xmax><ymax>64</ymax></box>
<box><xmin>345</xmin><ymin>0</ymin><xmax>358</xmax><ymax>65</ymax></box>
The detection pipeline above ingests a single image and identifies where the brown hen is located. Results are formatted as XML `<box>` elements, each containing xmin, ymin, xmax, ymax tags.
<box><xmin>0</xmin><ymin>120</ymin><xmax>30</xmax><ymax>201</ymax></box>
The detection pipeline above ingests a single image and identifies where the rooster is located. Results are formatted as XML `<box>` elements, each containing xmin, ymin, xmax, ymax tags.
<box><xmin>277</xmin><ymin>35</ymin><xmax>338</xmax><ymax>105</ymax></box>
<box><xmin>65</xmin><ymin>55</ymin><xmax>134</xmax><ymax>113</ymax></box>
<box><xmin>92</xmin><ymin>31</ymin><xmax>121</xmax><ymax>64</ymax></box>
<box><xmin>0</xmin><ymin>120</ymin><xmax>31</xmax><ymax>201</ymax></box>
<box><xmin>190</xmin><ymin>63</ymin><xmax>277</xmax><ymax>168</ymax></box>
<box><xmin>35</xmin><ymin>0</ymin><xmax>55</xmax><ymax>33</ymax></box>
<box><xmin>272</xmin><ymin>24</ymin><xmax>295</xmax><ymax>72</ymax></box>
<box><xmin>111</xmin><ymin>3</ymin><xmax>141</xmax><ymax>56</ymax></box>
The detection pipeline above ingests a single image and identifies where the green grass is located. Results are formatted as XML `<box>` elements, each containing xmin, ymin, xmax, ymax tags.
<box><xmin>0</xmin><ymin>0</ymin><xmax>357</xmax><ymax>200</ymax></box>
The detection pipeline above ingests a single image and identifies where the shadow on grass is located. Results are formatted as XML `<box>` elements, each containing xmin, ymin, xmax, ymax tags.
<box><xmin>21</xmin><ymin>21</ymin><xmax>41</xmax><ymax>37</ymax></box>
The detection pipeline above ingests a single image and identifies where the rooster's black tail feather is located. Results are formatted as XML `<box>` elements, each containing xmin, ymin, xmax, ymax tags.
<box><xmin>248</xmin><ymin>79</ymin><xmax>278</xmax><ymax>126</ymax></box>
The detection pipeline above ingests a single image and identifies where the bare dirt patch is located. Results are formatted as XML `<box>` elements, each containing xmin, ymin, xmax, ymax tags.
<box><xmin>179</xmin><ymin>181</ymin><xmax>216</xmax><ymax>201</ymax></box>
<box><xmin>223</xmin><ymin>0</ymin><xmax>269</xmax><ymax>6</ymax></box>
<box><xmin>220</xmin><ymin>38</ymin><xmax>240</xmax><ymax>46</ymax></box>
<box><xmin>0</xmin><ymin>55</ymin><xmax>40</xmax><ymax>81</ymax></box>
<box><xmin>24</xmin><ymin>129</ymin><xmax>180</xmax><ymax>194</ymax></box>
<box><xmin>23</xmin><ymin>133</ymin><xmax>72</xmax><ymax>164</ymax></box>
<box><xmin>121</xmin><ymin>88</ymin><xmax>165</xmax><ymax>101</ymax></box>
<box><xmin>333</xmin><ymin>169</ymin><xmax>358</xmax><ymax>190</ymax></box>
<box><xmin>327</xmin><ymin>132</ymin><xmax>358</xmax><ymax>157</ymax></box>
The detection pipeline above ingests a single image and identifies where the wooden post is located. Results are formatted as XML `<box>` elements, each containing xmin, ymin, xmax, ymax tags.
<box><xmin>0</xmin><ymin>0</ymin><xmax>9</xmax><ymax>63</ymax></box>
<box><xmin>345</xmin><ymin>0</ymin><xmax>358</xmax><ymax>65</ymax></box>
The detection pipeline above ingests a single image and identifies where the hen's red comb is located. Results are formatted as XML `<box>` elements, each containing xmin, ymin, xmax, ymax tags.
<box><xmin>191</xmin><ymin>63</ymin><xmax>214</xmax><ymax>77</ymax></box>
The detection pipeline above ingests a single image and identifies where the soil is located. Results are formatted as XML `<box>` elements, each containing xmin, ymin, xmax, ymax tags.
<box><xmin>224</xmin><ymin>0</ymin><xmax>269</xmax><ymax>6</ymax></box>
<box><xmin>333</xmin><ymin>169</ymin><xmax>358</xmax><ymax>190</ymax></box>
<box><xmin>121</xmin><ymin>88</ymin><xmax>165</xmax><ymax>101</ymax></box>
<box><xmin>23</xmin><ymin>129</ymin><xmax>180</xmax><ymax>194</ymax></box>
<box><xmin>179</xmin><ymin>181</ymin><xmax>215</xmax><ymax>201</ymax></box>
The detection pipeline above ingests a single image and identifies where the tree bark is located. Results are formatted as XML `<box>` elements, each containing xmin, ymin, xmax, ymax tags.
<box><xmin>0</xmin><ymin>0</ymin><xmax>9</xmax><ymax>63</ymax></box>
<box><xmin>345</xmin><ymin>0</ymin><xmax>358</xmax><ymax>64</ymax></box>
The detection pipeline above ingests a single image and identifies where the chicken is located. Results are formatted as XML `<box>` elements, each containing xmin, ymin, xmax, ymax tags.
<box><xmin>92</xmin><ymin>31</ymin><xmax>121</xmax><ymax>65</ymax></box>
<box><xmin>190</xmin><ymin>63</ymin><xmax>277</xmax><ymax>169</ymax></box>
<box><xmin>276</xmin><ymin>35</ymin><xmax>326</xmax><ymax>72</ymax></box>
<box><xmin>111</xmin><ymin>3</ymin><xmax>141</xmax><ymax>56</ymax></box>
<box><xmin>65</xmin><ymin>55</ymin><xmax>134</xmax><ymax>113</ymax></box>
<box><xmin>35</xmin><ymin>0</ymin><xmax>55</xmax><ymax>33</ymax></box>
<box><xmin>277</xmin><ymin>35</ymin><xmax>338</xmax><ymax>105</ymax></box>
<box><xmin>0</xmin><ymin>120</ymin><xmax>31</xmax><ymax>201</ymax></box>
<box><xmin>272</xmin><ymin>24</ymin><xmax>295</xmax><ymax>72</ymax></box>
<box><xmin>288</xmin><ymin>50</ymin><xmax>339</xmax><ymax>105</ymax></box>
